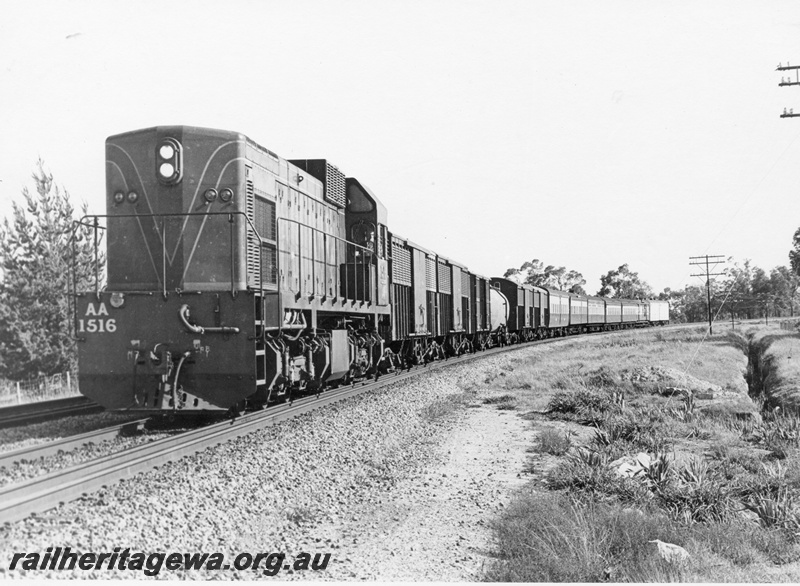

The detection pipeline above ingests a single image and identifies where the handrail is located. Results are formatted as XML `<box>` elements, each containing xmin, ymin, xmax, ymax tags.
<box><xmin>179</xmin><ymin>304</ymin><xmax>240</xmax><ymax>334</ymax></box>
<box><xmin>71</xmin><ymin>211</ymin><xmax>382</xmax><ymax>342</ymax></box>
<box><xmin>73</xmin><ymin>211</ymin><xmax>268</xmax><ymax>297</ymax></box>
<box><xmin>71</xmin><ymin>212</ymin><xmax>268</xmax><ymax>337</ymax></box>
<box><xmin>276</xmin><ymin>216</ymin><xmax>378</xmax><ymax>306</ymax></box>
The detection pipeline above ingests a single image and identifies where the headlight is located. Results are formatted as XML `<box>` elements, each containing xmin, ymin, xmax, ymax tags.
<box><xmin>127</xmin><ymin>191</ymin><xmax>139</xmax><ymax>203</ymax></box>
<box><xmin>156</xmin><ymin>138</ymin><xmax>182</xmax><ymax>184</ymax></box>
<box><xmin>113</xmin><ymin>191</ymin><xmax>125</xmax><ymax>204</ymax></box>
<box><xmin>159</xmin><ymin>162</ymin><xmax>176</xmax><ymax>179</ymax></box>
<box><xmin>203</xmin><ymin>188</ymin><xmax>218</xmax><ymax>203</ymax></box>
<box><xmin>158</xmin><ymin>144</ymin><xmax>175</xmax><ymax>159</ymax></box>
<box><xmin>219</xmin><ymin>188</ymin><xmax>234</xmax><ymax>202</ymax></box>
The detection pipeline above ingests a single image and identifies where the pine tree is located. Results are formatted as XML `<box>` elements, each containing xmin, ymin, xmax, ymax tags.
<box><xmin>0</xmin><ymin>160</ymin><xmax>103</xmax><ymax>379</ymax></box>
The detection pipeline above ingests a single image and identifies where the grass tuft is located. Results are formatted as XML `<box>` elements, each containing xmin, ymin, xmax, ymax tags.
<box><xmin>535</xmin><ymin>427</ymin><xmax>572</xmax><ymax>456</ymax></box>
<box><xmin>485</xmin><ymin>491</ymin><xmax>688</xmax><ymax>582</ymax></box>
<box><xmin>484</xmin><ymin>324</ymin><xmax>800</xmax><ymax>582</ymax></box>
<box><xmin>483</xmin><ymin>394</ymin><xmax>517</xmax><ymax>410</ymax></box>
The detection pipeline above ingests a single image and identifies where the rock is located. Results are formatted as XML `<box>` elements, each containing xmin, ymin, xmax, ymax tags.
<box><xmin>648</xmin><ymin>539</ymin><xmax>689</xmax><ymax>563</ymax></box>
<box><xmin>609</xmin><ymin>452</ymin><xmax>652</xmax><ymax>478</ymax></box>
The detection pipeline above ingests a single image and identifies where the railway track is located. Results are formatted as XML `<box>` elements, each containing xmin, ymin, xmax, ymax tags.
<box><xmin>0</xmin><ymin>396</ymin><xmax>103</xmax><ymax>429</ymax></box>
<box><xmin>0</xmin><ymin>338</ymin><xmax>537</xmax><ymax>525</ymax></box>
<box><xmin>0</xmin><ymin>418</ymin><xmax>149</xmax><ymax>470</ymax></box>
<box><xmin>0</xmin><ymin>324</ymin><xmax>693</xmax><ymax>526</ymax></box>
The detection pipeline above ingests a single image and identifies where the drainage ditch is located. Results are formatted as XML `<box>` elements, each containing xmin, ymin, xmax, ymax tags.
<box><xmin>743</xmin><ymin>330</ymin><xmax>798</xmax><ymax>415</ymax></box>
<box><xmin>745</xmin><ymin>332</ymin><xmax>767</xmax><ymax>407</ymax></box>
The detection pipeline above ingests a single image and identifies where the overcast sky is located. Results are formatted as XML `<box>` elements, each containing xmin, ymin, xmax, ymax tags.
<box><xmin>1</xmin><ymin>0</ymin><xmax>799</xmax><ymax>294</ymax></box>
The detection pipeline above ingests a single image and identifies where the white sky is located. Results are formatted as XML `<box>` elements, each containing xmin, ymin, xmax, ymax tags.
<box><xmin>1</xmin><ymin>0</ymin><xmax>799</xmax><ymax>294</ymax></box>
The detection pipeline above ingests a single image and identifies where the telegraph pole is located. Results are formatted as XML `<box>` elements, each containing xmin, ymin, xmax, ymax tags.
<box><xmin>778</xmin><ymin>62</ymin><xmax>800</xmax><ymax>117</ymax></box>
<box><xmin>690</xmin><ymin>255</ymin><xmax>725</xmax><ymax>335</ymax></box>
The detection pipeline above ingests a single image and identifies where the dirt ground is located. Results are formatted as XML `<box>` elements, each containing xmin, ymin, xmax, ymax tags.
<box><xmin>308</xmin><ymin>393</ymin><xmax>537</xmax><ymax>581</ymax></box>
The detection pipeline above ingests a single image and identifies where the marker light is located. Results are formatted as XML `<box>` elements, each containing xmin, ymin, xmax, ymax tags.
<box><xmin>203</xmin><ymin>188</ymin><xmax>218</xmax><ymax>203</ymax></box>
<box><xmin>110</xmin><ymin>292</ymin><xmax>125</xmax><ymax>308</ymax></box>
<box><xmin>219</xmin><ymin>188</ymin><xmax>234</xmax><ymax>202</ymax></box>
<box><xmin>127</xmin><ymin>191</ymin><xmax>139</xmax><ymax>203</ymax></box>
<box><xmin>114</xmin><ymin>191</ymin><xmax>125</xmax><ymax>204</ymax></box>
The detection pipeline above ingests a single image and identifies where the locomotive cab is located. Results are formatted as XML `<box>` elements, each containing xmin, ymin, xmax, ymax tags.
<box><xmin>342</xmin><ymin>178</ymin><xmax>389</xmax><ymax>307</ymax></box>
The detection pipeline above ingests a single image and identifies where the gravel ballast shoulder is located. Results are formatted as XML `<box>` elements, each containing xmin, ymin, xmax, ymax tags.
<box><xmin>0</xmin><ymin>413</ymin><xmax>145</xmax><ymax>453</ymax></box>
<box><xmin>0</xmin><ymin>354</ymin><xmax>538</xmax><ymax>580</ymax></box>
<box><xmin>0</xmin><ymin>430</ymin><xmax>181</xmax><ymax>488</ymax></box>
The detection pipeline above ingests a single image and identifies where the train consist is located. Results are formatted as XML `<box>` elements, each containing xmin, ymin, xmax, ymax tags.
<box><xmin>73</xmin><ymin>126</ymin><xmax>669</xmax><ymax>412</ymax></box>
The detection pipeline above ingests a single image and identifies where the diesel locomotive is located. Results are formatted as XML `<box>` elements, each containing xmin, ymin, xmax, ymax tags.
<box><xmin>73</xmin><ymin>125</ymin><xmax>668</xmax><ymax>413</ymax></box>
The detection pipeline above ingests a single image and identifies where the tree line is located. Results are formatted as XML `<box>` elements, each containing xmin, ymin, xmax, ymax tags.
<box><xmin>0</xmin><ymin>161</ymin><xmax>101</xmax><ymax>380</ymax></box>
<box><xmin>503</xmin><ymin>260</ymin><xmax>657</xmax><ymax>299</ymax></box>
<box><xmin>505</xmin><ymin>247</ymin><xmax>800</xmax><ymax>324</ymax></box>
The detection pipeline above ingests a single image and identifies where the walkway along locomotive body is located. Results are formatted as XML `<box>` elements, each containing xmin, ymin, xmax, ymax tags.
<box><xmin>74</xmin><ymin>126</ymin><xmax>668</xmax><ymax>413</ymax></box>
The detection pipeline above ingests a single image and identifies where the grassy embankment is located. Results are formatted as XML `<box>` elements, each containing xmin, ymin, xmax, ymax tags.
<box><xmin>480</xmin><ymin>323</ymin><xmax>800</xmax><ymax>582</ymax></box>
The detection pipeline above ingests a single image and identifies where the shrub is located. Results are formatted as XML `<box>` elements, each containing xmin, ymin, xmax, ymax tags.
<box><xmin>690</xmin><ymin>523</ymin><xmax>760</xmax><ymax>567</ymax></box>
<box><xmin>701</xmin><ymin>400</ymin><xmax>760</xmax><ymax>425</ymax></box>
<box><xmin>600</xmin><ymin>412</ymin><xmax>672</xmax><ymax>453</ymax></box>
<box><xmin>747</xmin><ymin>526</ymin><xmax>800</xmax><ymax>564</ymax></box>
<box><xmin>655</xmin><ymin>460</ymin><xmax>735</xmax><ymax>525</ymax></box>
<box><xmin>419</xmin><ymin>392</ymin><xmax>471</xmax><ymax>420</ymax></box>
<box><xmin>547</xmin><ymin>450</ymin><xmax>651</xmax><ymax>506</ymax></box>
<box><xmin>547</xmin><ymin>387</ymin><xmax>617</xmax><ymax>420</ymax></box>
<box><xmin>644</xmin><ymin>452</ymin><xmax>673</xmax><ymax>486</ymax></box>
<box><xmin>536</xmin><ymin>427</ymin><xmax>572</xmax><ymax>456</ymax></box>
<box><xmin>547</xmin><ymin>455</ymin><xmax>616</xmax><ymax>494</ymax></box>
<box><xmin>583</xmin><ymin>366</ymin><xmax>620</xmax><ymax>389</ymax></box>
<box><xmin>739</xmin><ymin>468</ymin><xmax>800</xmax><ymax>532</ymax></box>
<box><xmin>569</xmin><ymin>446</ymin><xmax>610</xmax><ymax>468</ymax></box>
<box><xmin>485</xmin><ymin>492</ymin><xmax>689</xmax><ymax>582</ymax></box>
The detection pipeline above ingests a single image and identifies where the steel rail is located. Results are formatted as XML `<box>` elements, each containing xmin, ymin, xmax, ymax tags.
<box><xmin>0</xmin><ymin>397</ymin><xmax>103</xmax><ymax>429</ymax></box>
<box><xmin>0</xmin><ymin>418</ymin><xmax>149</xmax><ymax>470</ymax></box>
<box><xmin>0</xmin><ymin>342</ymin><xmax>522</xmax><ymax>526</ymax></box>
<box><xmin>0</xmin><ymin>324</ymin><xmax>682</xmax><ymax>525</ymax></box>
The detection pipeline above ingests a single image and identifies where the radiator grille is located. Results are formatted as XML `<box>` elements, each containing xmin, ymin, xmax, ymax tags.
<box><xmin>324</xmin><ymin>163</ymin><xmax>346</xmax><ymax>208</ymax></box>
<box><xmin>246</xmin><ymin>178</ymin><xmax>260</xmax><ymax>287</ymax></box>
<box><xmin>254</xmin><ymin>196</ymin><xmax>276</xmax><ymax>240</ymax></box>
<box><xmin>261</xmin><ymin>243</ymin><xmax>277</xmax><ymax>285</ymax></box>
<box><xmin>391</xmin><ymin>240</ymin><xmax>412</xmax><ymax>286</ymax></box>
<box><xmin>437</xmin><ymin>260</ymin><xmax>451</xmax><ymax>294</ymax></box>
